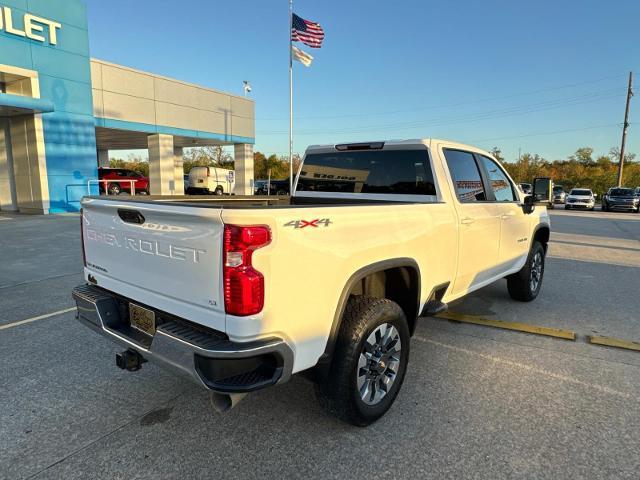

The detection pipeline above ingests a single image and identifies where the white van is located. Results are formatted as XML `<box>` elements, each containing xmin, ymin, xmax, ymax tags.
<box><xmin>187</xmin><ymin>166</ymin><xmax>235</xmax><ymax>195</ymax></box>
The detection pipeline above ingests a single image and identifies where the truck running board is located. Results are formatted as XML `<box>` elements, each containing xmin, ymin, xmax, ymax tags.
<box><xmin>422</xmin><ymin>299</ymin><xmax>448</xmax><ymax>316</ymax></box>
<box><xmin>421</xmin><ymin>282</ymin><xmax>450</xmax><ymax>316</ymax></box>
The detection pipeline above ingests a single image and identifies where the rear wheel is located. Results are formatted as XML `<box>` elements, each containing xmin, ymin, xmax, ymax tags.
<box><xmin>108</xmin><ymin>183</ymin><xmax>121</xmax><ymax>195</ymax></box>
<box><xmin>507</xmin><ymin>241</ymin><xmax>545</xmax><ymax>302</ymax></box>
<box><xmin>214</xmin><ymin>186</ymin><xmax>224</xmax><ymax>195</ymax></box>
<box><xmin>315</xmin><ymin>296</ymin><xmax>410</xmax><ymax>426</ymax></box>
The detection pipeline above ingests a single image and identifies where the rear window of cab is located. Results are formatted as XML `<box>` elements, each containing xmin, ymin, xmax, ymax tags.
<box><xmin>297</xmin><ymin>150</ymin><xmax>436</xmax><ymax>196</ymax></box>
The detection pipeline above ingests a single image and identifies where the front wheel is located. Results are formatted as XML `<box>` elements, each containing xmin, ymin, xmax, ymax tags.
<box><xmin>507</xmin><ymin>241</ymin><xmax>545</xmax><ymax>302</ymax></box>
<box><xmin>214</xmin><ymin>186</ymin><xmax>224</xmax><ymax>195</ymax></box>
<box><xmin>564</xmin><ymin>205</ymin><xmax>570</xmax><ymax>210</ymax></box>
<box><xmin>315</xmin><ymin>296</ymin><xmax>410</xmax><ymax>426</ymax></box>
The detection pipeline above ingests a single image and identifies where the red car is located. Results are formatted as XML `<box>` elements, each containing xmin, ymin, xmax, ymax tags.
<box><xmin>98</xmin><ymin>168</ymin><xmax>149</xmax><ymax>195</ymax></box>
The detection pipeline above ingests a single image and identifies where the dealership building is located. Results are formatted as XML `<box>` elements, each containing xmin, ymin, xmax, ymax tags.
<box><xmin>0</xmin><ymin>0</ymin><xmax>255</xmax><ymax>214</ymax></box>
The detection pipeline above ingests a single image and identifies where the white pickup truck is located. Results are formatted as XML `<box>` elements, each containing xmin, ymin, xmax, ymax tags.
<box><xmin>73</xmin><ymin>139</ymin><xmax>550</xmax><ymax>426</ymax></box>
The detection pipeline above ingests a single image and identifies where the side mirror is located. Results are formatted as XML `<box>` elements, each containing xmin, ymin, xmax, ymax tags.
<box><xmin>522</xmin><ymin>195</ymin><xmax>535</xmax><ymax>214</ymax></box>
<box><xmin>593</xmin><ymin>193</ymin><xmax>598</xmax><ymax>199</ymax></box>
<box><xmin>532</xmin><ymin>177</ymin><xmax>553</xmax><ymax>205</ymax></box>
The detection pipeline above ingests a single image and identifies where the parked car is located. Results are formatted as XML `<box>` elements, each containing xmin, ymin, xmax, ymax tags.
<box><xmin>602</xmin><ymin>187</ymin><xmax>640</xmax><ymax>212</ymax></box>
<box><xmin>187</xmin><ymin>166</ymin><xmax>235</xmax><ymax>195</ymax></box>
<box><xmin>258</xmin><ymin>179</ymin><xmax>290</xmax><ymax>195</ymax></box>
<box><xmin>74</xmin><ymin>139</ymin><xmax>550</xmax><ymax>426</ymax></box>
<box><xmin>565</xmin><ymin>188</ymin><xmax>595</xmax><ymax>211</ymax></box>
<box><xmin>272</xmin><ymin>179</ymin><xmax>291</xmax><ymax>195</ymax></box>
<box><xmin>553</xmin><ymin>185</ymin><xmax>566</xmax><ymax>204</ymax></box>
<box><xmin>97</xmin><ymin>168</ymin><xmax>149</xmax><ymax>195</ymax></box>
<box><xmin>519</xmin><ymin>183</ymin><xmax>532</xmax><ymax>195</ymax></box>
<box><xmin>254</xmin><ymin>180</ymin><xmax>268</xmax><ymax>195</ymax></box>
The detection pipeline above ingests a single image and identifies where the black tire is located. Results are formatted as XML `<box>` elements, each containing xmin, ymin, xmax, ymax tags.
<box><xmin>214</xmin><ymin>186</ymin><xmax>224</xmax><ymax>195</ymax></box>
<box><xmin>315</xmin><ymin>296</ymin><xmax>410</xmax><ymax>427</ymax></box>
<box><xmin>564</xmin><ymin>205</ymin><xmax>570</xmax><ymax>210</ymax></box>
<box><xmin>507</xmin><ymin>241</ymin><xmax>545</xmax><ymax>302</ymax></box>
<box><xmin>108</xmin><ymin>183</ymin><xmax>121</xmax><ymax>195</ymax></box>
<box><xmin>602</xmin><ymin>203</ymin><xmax>608</xmax><ymax>211</ymax></box>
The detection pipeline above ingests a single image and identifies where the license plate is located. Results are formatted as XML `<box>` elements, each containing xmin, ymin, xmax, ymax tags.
<box><xmin>129</xmin><ymin>303</ymin><xmax>156</xmax><ymax>336</ymax></box>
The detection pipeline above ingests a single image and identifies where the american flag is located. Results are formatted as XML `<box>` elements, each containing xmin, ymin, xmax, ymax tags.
<box><xmin>291</xmin><ymin>13</ymin><xmax>324</xmax><ymax>48</ymax></box>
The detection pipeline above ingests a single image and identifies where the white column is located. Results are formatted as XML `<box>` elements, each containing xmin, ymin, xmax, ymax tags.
<box><xmin>233</xmin><ymin>143</ymin><xmax>254</xmax><ymax>195</ymax></box>
<box><xmin>148</xmin><ymin>134</ymin><xmax>176</xmax><ymax>195</ymax></box>
<box><xmin>97</xmin><ymin>149</ymin><xmax>109</xmax><ymax>168</ymax></box>
<box><xmin>174</xmin><ymin>146</ymin><xmax>184</xmax><ymax>195</ymax></box>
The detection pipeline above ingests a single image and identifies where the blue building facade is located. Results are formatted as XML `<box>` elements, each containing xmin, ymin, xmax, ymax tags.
<box><xmin>0</xmin><ymin>0</ymin><xmax>255</xmax><ymax>214</ymax></box>
<box><xmin>0</xmin><ymin>0</ymin><xmax>96</xmax><ymax>213</ymax></box>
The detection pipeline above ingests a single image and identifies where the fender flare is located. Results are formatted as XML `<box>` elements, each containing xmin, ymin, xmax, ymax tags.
<box><xmin>315</xmin><ymin>258</ymin><xmax>421</xmax><ymax>372</ymax></box>
<box><xmin>531</xmin><ymin>223</ymin><xmax>551</xmax><ymax>251</ymax></box>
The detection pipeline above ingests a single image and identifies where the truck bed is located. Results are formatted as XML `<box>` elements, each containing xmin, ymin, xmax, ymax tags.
<box><xmin>82</xmin><ymin>194</ymin><xmax>406</xmax><ymax>209</ymax></box>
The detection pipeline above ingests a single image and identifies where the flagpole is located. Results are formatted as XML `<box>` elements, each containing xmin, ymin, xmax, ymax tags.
<box><xmin>288</xmin><ymin>0</ymin><xmax>293</xmax><ymax>194</ymax></box>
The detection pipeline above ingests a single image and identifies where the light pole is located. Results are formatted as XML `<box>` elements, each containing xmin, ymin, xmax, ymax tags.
<box><xmin>243</xmin><ymin>80</ymin><xmax>252</xmax><ymax>97</ymax></box>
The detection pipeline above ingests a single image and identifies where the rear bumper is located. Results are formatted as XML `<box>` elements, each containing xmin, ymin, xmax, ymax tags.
<box><xmin>72</xmin><ymin>284</ymin><xmax>293</xmax><ymax>393</ymax></box>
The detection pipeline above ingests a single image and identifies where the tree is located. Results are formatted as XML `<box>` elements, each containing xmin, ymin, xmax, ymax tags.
<box><xmin>109</xmin><ymin>155</ymin><xmax>149</xmax><ymax>177</ymax></box>
<box><xmin>183</xmin><ymin>145</ymin><xmax>234</xmax><ymax>173</ymax></box>
<box><xmin>609</xmin><ymin>147</ymin><xmax>636</xmax><ymax>164</ymax></box>
<box><xmin>490</xmin><ymin>147</ymin><xmax>504</xmax><ymax>162</ymax></box>
<box><xmin>569</xmin><ymin>147</ymin><xmax>594</xmax><ymax>166</ymax></box>
<box><xmin>253</xmin><ymin>152</ymin><xmax>300</xmax><ymax>180</ymax></box>
<box><xmin>501</xmin><ymin>146</ymin><xmax>640</xmax><ymax>195</ymax></box>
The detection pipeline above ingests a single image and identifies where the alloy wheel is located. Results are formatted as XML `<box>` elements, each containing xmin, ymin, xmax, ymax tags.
<box><xmin>357</xmin><ymin>323</ymin><xmax>402</xmax><ymax>406</ymax></box>
<box><xmin>530</xmin><ymin>251</ymin><xmax>543</xmax><ymax>292</ymax></box>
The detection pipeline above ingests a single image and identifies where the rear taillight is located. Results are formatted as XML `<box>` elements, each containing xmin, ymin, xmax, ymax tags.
<box><xmin>223</xmin><ymin>225</ymin><xmax>271</xmax><ymax>316</ymax></box>
<box><xmin>80</xmin><ymin>208</ymin><xmax>86</xmax><ymax>267</ymax></box>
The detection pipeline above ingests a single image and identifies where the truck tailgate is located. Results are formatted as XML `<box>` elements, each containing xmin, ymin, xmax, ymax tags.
<box><xmin>81</xmin><ymin>198</ymin><xmax>226</xmax><ymax>331</ymax></box>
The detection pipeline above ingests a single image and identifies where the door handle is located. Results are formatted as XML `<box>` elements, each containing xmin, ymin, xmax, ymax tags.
<box><xmin>501</xmin><ymin>212</ymin><xmax>516</xmax><ymax>220</ymax></box>
<box><xmin>460</xmin><ymin>217</ymin><xmax>475</xmax><ymax>225</ymax></box>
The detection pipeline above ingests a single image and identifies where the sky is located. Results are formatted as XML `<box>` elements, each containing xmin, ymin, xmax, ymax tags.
<box><xmin>84</xmin><ymin>0</ymin><xmax>640</xmax><ymax>163</ymax></box>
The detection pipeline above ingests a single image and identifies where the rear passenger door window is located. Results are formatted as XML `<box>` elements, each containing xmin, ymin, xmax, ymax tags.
<box><xmin>442</xmin><ymin>149</ymin><xmax>486</xmax><ymax>202</ymax></box>
<box><xmin>478</xmin><ymin>156</ymin><xmax>516</xmax><ymax>202</ymax></box>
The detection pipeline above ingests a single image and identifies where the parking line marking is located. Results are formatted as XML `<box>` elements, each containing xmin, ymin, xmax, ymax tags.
<box><xmin>0</xmin><ymin>307</ymin><xmax>76</xmax><ymax>331</ymax></box>
<box><xmin>435</xmin><ymin>312</ymin><xmax>576</xmax><ymax>340</ymax></box>
<box><xmin>588</xmin><ymin>335</ymin><xmax>640</xmax><ymax>352</ymax></box>
<box><xmin>415</xmin><ymin>336</ymin><xmax>634</xmax><ymax>400</ymax></box>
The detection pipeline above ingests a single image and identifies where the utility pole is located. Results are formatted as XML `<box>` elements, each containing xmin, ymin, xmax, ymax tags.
<box><xmin>617</xmin><ymin>71</ymin><xmax>633</xmax><ymax>187</ymax></box>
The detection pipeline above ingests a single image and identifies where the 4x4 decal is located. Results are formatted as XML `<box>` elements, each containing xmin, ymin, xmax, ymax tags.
<box><xmin>284</xmin><ymin>218</ymin><xmax>332</xmax><ymax>229</ymax></box>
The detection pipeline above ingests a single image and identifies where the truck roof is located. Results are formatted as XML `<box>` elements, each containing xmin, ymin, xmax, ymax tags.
<box><xmin>305</xmin><ymin>139</ymin><xmax>494</xmax><ymax>158</ymax></box>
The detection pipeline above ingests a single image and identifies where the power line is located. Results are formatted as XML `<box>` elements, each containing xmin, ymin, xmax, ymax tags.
<box><xmin>470</xmin><ymin>123</ymin><xmax>621</xmax><ymax>144</ymax></box>
<box><xmin>257</xmin><ymin>88</ymin><xmax>624</xmax><ymax>135</ymax></box>
<box><xmin>256</xmin><ymin>72</ymin><xmax>628</xmax><ymax>121</ymax></box>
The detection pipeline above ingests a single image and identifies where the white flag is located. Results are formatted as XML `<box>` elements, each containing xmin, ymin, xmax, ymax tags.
<box><xmin>292</xmin><ymin>45</ymin><xmax>313</xmax><ymax>67</ymax></box>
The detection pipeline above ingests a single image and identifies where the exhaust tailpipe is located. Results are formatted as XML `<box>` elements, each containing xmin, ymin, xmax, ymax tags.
<box><xmin>210</xmin><ymin>392</ymin><xmax>247</xmax><ymax>413</ymax></box>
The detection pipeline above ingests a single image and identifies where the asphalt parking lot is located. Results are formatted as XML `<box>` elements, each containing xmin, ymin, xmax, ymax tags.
<box><xmin>1</xmin><ymin>208</ymin><xmax>640</xmax><ymax>480</ymax></box>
